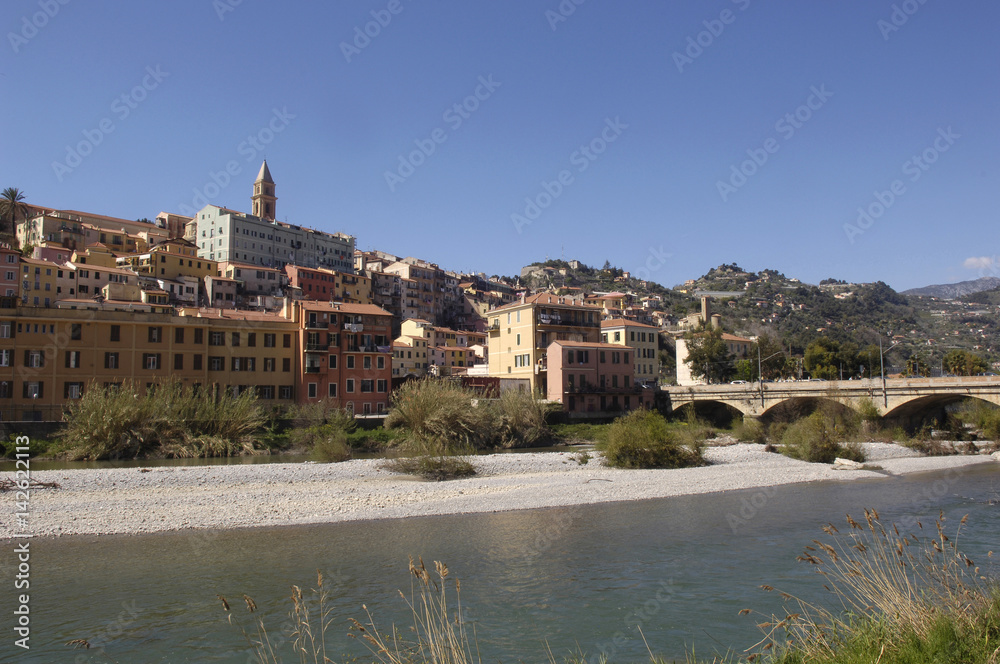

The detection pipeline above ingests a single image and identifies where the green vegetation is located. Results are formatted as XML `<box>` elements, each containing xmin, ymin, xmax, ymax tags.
<box><xmin>684</xmin><ymin>326</ymin><xmax>736</xmax><ymax>384</ymax></box>
<box><xmin>943</xmin><ymin>348</ymin><xmax>990</xmax><ymax>376</ymax></box>
<box><xmin>287</xmin><ymin>400</ymin><xmax>356</xmax><ymax>462</ymax></box>
<box><xmin>599</xmin><ymin>409</ymin><xmax>706</xmax><ymax>469</ymax></box>
<box><xmin>778</xmin><ymin>411</ymin><xmax>866</xmax><ymax>464</ymax></box>
<box><xmin>60</xmin><ymin>380</ymin><xmax>266</xmax><ymax>460</ymax></box>
<box><xmin>748</xmin><ymin>511</ymin><xmax>999</xmax><ymax>664</ymax></box>
<box><xmin>550</xmin><ymin>422</ymin><xmax>610</xmax><ymax>444</ymax></box>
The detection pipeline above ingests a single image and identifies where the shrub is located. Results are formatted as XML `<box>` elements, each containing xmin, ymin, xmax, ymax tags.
<box><xmin>780</xmin><ymin>412</ymin><xmax>866</xmax><ymax>464</ymax></box>
<box><xmin>385</xmin><ymin>454</ymin><xmax>476</xmax><ymax>481</ymax></box>
<box><xmin>310</xmin><ymin>428</ymin><xmax>352</xmax><ymax>463</ymax></box>
<box><xmin>733</xmin><ymin>418</ymin><xmax>767</xmax><ymax>444</ymax></box>
<box><xmin>600</xmin><ymin>409</ymin><xmax>705</xmax><ymax>469</ymax></box>
<box><xmin>385</xmin><ymin>378</ymin><xmax>493</xmax><ymax>450</ymax></box>
<box><xmin>490</xmin><ymin>388</ymin><xmax>553</xmax><ymax>448</ymax></box>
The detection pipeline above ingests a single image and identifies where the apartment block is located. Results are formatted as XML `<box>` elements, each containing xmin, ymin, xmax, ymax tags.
<box><xmin>486</xmin><ymin>293</ymin><xmax>601</xmax><ymax>393</ymax></box>
<box><xmin>545</xmin><ymin>340</ymin><xmax>654</xmax><ymax>414</ymax></box>
<box><xmin>601</xmin><ymin>318</ymin><xmax>660</xmax><ymax>386</ymax></box>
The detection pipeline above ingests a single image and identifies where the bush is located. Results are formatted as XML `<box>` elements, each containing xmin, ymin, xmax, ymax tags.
<box><xmin>780</xmin><ymin>411</ymin><xmax>866</xmax><ymax>464</ymax></box>
<box><xmin>733</xmin><ymin>418</ymin><xmax>767</xmax><ymax>444</ymax></box>
<box><xmin>310</xmin><ymin>428</ymin><xmax>352</xmax><ymax>463</ymax></box>
<box><xmin>491</xmin><ymin>388</ymin><xmax>553</xmax><ymax>448</ymax></box>
<box><xmin>385</xmin><ymin>454</ymin><xmax>476</xmax><ymax>481</ymax></box>
<box><xmin>600</xmin><ymin>409</ymin><xmax>705</xmax><ymax>469</ymax></box>
<box><xmin>385</xmin><ymin>378</ymin><xmax>493</xmax><ymax>450</ymax></box>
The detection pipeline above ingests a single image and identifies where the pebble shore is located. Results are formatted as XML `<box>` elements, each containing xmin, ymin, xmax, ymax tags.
<box><xmin>9</xmin><ymin>443</ymin><xmax>998</xmax><ymax>539</ymax></box>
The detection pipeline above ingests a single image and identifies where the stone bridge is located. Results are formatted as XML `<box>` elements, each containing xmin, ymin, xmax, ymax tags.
<box><xmin>664</xmin><ymin>376</ymin><xmax>1000</xmax><ymax>423</ymax></box>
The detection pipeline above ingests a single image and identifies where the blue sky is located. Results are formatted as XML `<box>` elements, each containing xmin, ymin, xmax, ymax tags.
<box><xmin>2</xmin><ymin>0</ymin><xmax>997</xmax><ymax>291</ymax></box>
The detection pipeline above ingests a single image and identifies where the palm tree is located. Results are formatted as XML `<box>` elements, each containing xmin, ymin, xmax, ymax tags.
<box><xmin>0</xmin><ymin>187</ymin><xmax>30</xmax><ymax>238</ymax></box>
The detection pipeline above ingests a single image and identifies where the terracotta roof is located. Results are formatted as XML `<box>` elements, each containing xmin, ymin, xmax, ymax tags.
<box><xmin>549</xmin><ymin>340</ymin><xmax>633</xmax><ymax>350</ymax></box>
<box><xmin>490</xmin><ymin>292</ymin><xmax>598</xmax><ymax>311</ymax></box>
<box><xmin>601</xmin><ymin>318</ymin><xmax>658</xmax><ymax>329</ymax></box>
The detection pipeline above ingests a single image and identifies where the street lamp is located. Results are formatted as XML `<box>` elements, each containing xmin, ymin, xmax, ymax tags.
<box><xmin>757</xmin><ymin>347</ymin><xmax>783</xmax><ymax>407</ymax></box>
<box><xmin>879</xmin><ymin>334</ymin><xmax>902</xmax><ymax>408</ymax></box>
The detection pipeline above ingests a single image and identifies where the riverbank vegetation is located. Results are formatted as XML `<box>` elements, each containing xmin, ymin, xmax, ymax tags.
<box><xmin>61</xmin><ymin>379</ymin><xmax>266</xmax><ymax>460</ymax></box>
<box><xmin>599</xmin><ymin>409</ymin><xmax>707</xmax><ymax>469</ymax></box>
<box><xmin>215</xmin><ymin>512</ymin><xmax>998</xmax><ymax>664</ymax></box>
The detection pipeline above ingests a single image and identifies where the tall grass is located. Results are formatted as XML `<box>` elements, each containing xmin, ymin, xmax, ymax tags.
<box><xmin>746</xmin><ymin>510</ymin><xmax>997</xmax><ymax>663</ymax></box>
<box><xmin>287</xmin><ymin>399</ymin><xmax>356</xmax><ymax>462</ymax></box>
<box><xmin>61</xmin><ymin>380</ymin><xmax>266</xmax><ymax>460</ymax></box>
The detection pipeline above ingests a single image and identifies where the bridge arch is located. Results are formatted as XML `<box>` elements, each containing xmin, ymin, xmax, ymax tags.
<box><xmin>883</xmin><ymin>393</ymin><xmax>1000</xmax><ymax>430</ymax></box>
<box><xmin>671</xmin><ymin>400</ymin><xmax>747</xmax><ymax>428</ymax></box>
<box><xmin>759</xmin><ymin>396</ymin><xmax>858</xmax><ymax>423</ymax></box>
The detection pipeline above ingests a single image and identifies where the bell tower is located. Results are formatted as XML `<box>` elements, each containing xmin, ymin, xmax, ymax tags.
<box><xmin>251</xmin><ymin>160</ymin><xmax>277</xmax><ymax>220</ymax></box>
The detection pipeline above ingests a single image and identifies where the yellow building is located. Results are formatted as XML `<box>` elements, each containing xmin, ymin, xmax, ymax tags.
<box><xmin>19</xmin><ymin>257</ymin><xmax>61</xmax><ymax>307</ymax></box>
<box><xmin>487</xmin><ymin>293</ymin><xmax>601</xmax><ymax>393</ymax></box>
<box><xmin>119</xmin><ymin>238</ymin><xmax>217</xmax><ymax>281</ymax></box>
<box><xmin>392</xmin><ymin>336</ymin><xmax>428</xmax><ymax>379</ymax></box>
<box><xmin>601</xmin><ymin>318</ymin><xmax>660</xmax><ymax>386</ymax></box>
<box><xmin>71</xmin><ymin>243</ymin><xmax>119</xmax><ymax>268</ymax></box>
<box><xmin>0</xmin><ymin>305</ymin><xmax>299</xmax><ymax>422</ymax></box>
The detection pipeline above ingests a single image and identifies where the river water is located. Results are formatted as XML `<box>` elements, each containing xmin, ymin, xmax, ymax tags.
<box><xmin>4</xmin><ymin>463</ymin><xmax>998</xmax><ymax>663</ymax></box>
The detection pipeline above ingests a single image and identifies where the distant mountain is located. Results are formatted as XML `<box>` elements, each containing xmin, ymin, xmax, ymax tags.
<box><xmin>902</xmin><ymin>277</ymin><xmax>1000</xmax><ymax>299</ymax></box>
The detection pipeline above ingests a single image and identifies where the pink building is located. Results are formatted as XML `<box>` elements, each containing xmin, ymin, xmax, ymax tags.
<box><xmin>545</xmin><ymin>340</ymin><xmax>654</xmax><ymax>414</ymax></box>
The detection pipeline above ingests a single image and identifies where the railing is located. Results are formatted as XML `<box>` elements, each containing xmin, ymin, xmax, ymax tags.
<box><xmin>304</xmin><ymin>366</ymin><xmax>321</xmax><ymax>374</ymax></box>
<box><xmin>306</xmin><ymin>320</ymin><xmax>325</xmax><ymax>329</ymax></box>
<box><xmin>305</xmin><ymin>343</ymin><xmax>325</xmax><ymax>351</ymax></box>
<box><xmin>344</xmin><ymin>323</ymin><xmax>363</xmax><ymax>332</ymax></box>
<box><xmin>564</xmin><ymin>384</ymin><xmax>643</xmax><ymax>395</ymax></box>
<box><xmin>488</xmin><ymin>321</ymin><xmax>500</xmax><ymax>331</ymax></box>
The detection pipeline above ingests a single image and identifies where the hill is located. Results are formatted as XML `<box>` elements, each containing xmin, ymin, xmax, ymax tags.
<box><xmin>902</xmin><ymin>276</ymin><xmax>1000</xmax><ymax>299</ymax></box>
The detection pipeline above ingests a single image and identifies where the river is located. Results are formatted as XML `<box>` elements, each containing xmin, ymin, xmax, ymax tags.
<box><xmin>3</xmin><ymin>463</ymin><xmax>998</xmax><ymax>663</ymax></box>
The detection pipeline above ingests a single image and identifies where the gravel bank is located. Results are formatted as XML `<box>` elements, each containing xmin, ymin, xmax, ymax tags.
<box><xmin>8</xmin><ymin>443</ymin><xmax>997</xmax><ymax>538</ymax></box>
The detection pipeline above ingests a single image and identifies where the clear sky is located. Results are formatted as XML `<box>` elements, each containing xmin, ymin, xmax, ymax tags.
<box><xmin>2</xmin><ymin>0</ymin><xmax>997</xmax><ymax>291</ymax></box>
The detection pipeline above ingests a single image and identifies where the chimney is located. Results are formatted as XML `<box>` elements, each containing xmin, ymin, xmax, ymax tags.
<box><xmin>701</xmin><ymin>296</ymin><xmax>710</xmax><ymax>325</ymax></box>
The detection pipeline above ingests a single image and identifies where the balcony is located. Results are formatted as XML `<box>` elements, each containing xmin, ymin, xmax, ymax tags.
<box><xmin>305</xmin><ymin>342</ymin><xmax>325</xmax><ymax>352</ymax></box>
<box><xmin>344</xmin><ymin>323</ymin><xmax>363</xmax><ymax>332</ymax></box>
<box><xmin>304</xmin><ymin>365</ymin><xmax>321</xmax><ymax>374</ymax></box>
<box><xmin>564</xmin><ymin>383</ymin><xmax>643</xmax><ymax>395</ymax></box>
<box><xmin>537</xmin><ymin>315</ymin><xmax>599</xmax><ymax>328</ymax></box>
<box><xmin>487</xmin><ymin>321</ymin><xmax>501</xmax><ymax>332</ymax></box>
<box><xmin>306</xmin><ymin>320</ymin><xmax>326</xmax><ymax>329</ymax></box>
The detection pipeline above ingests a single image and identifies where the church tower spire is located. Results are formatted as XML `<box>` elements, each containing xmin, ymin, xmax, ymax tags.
<box><xmin>251</xmin><ymin>160</ymin><xmax>276</xmax><ymax>220</ymax></box>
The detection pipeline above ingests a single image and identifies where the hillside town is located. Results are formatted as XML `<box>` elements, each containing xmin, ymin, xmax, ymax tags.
<box><xmin>1</xmin><ymin>164</ymin><xmax>700</xmax><ymax>422</ymax></box>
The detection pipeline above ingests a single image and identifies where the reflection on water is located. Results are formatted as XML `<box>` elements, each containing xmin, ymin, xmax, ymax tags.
<box><xmin>4</xmin><ymin>463</ymin><xmax>998</xmax><ymax>663</ymax></box>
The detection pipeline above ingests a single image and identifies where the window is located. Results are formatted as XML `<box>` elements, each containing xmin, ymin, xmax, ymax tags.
<box><xmin>193</xmin><ymin>354</ymin><xmax>203</xmax><ymax>370</ymax></box>
<box><xmin>209</xmin><ymin>331</ymin><xmax>225</xmax><ymax>346</ymax></box>
<box><xmin>377</xmin><ymin>356</ymin><xmax>384</xmax><ymax>369</ymax></box>
<box><xmin>0</xmin><ymin>381</ymin><xmax>10</xmax><ymax>398</ymax></box>
<box><xmin>65</xmin><ymin>382</ymin><xmax>84</xmax><ymax>399</ymax></box>
<box><xmin>283</xmin><ymin>334</ymin><xmax>291</xmax><ymax>348</ymax></box>
<box><xmin>175</xmin><ymin>328</ymin><xmax>185</xmax><ymax>344</ymax></box>
<box><xmin>307</xmin><ymin>383</ymin><xmax>317</xmax><ymax>398</ymax></box>
<box><xmin>346</xmin><ymin>379</ymin><xmax>355</xmax><ymax>393</ymax></box>
<box><xmin>614</xmin><ymin>332</ymin><xmax>621</xmax><ymax>342</ymax></box>
<box><xmin>361</xmin><ymin>380</ymin><xmax>374</xmax><ymax>393</ymax></box>
<box><xmin>247</xmin><ymin>333</ymin><xmax>256</xmax><ymax>347</ymax></box>
<box><xmin>25</xmin><ymin>350</ymin><xmax>44</xmax><ymax>368</ymax></box>
<box><xmin>23</xmin><ymin>382</ymin><xmax>43</xmax><ymax>399</ymax></box>
<box><xmin>110</xmin><ymin>325</ymin><xmax>121</xmax><ymax>342</ymax></box>
<box><xmin>264</xmin><ymin>333</ymin><xmax>275</xmax><ymax>348</ymax></box>
<box><xmin>149</xmin><ymin>327</ymin><xmax>162</xmax><ymax>343</ymax></box>
<box><xmin>0</xmin><ymin>322</ymin><xmax>10</xmax><ymax>339</ymax></box>
<box><xmin>264</xmin><ymin>357</ymin><xmax>275</xmax><ymax>372</ymax></box>
<box><xmin>71</xmin><ymin>323</ymin><xmax>82</xmax><ymax>340</ymax></box>
<box><xmin>209</xmin><ymin>356</ymin><xmax>225</xmax><ymax>371</ymax></box>
<box><xmin>329</xmin><ymin>355</ymin><xmax>337</xmax><ymax>369</ymax></box>
<box><xmin>194</xmin><ymin>328</ymin><xmax>204</xmax><ymax>344</ymax></box>
<box><xmin>363</xmin><ymin>356</ymin><xmax>371</xmax><ymax>370</ymax></box>
<box><xmin>377</xmin><ymin>379</ymin><xmax>387</xmax><ymax>393</ymax></box>
<box><xmin>567</xmin><ymin>350</ymin><xmax>575</xmax><ymax>364</ymax></box>
<box><xmin>279</xmin><ymin>385</ymin><xmax>293</xmax><ymax>400</ymax></box>
<box><xmin>328</xmin><ymin>383</ymin><xmax>338</xmax><ymax>398</ymax></box>
<box><xmin>346</xmin><ymin>356</ymin><xmax>355</xmax><ymax>369</ymax></box>
<box><xmin>282</xmin><ymin>358</ymin><xmax>290</xmax><ymax>372</ymax></box>
<box><xmin>231</xmin><ymin>332</ymin><xmax>240</xmax><ymax>347</ymax></box>
<box><xmin>143</xmin><ymin>353</ymin><xmax>161</xmax><ymax>370</ymax></box>
<box><xmin>65</xmin><ymin>351</ymin><xmax>81</xmax><ymax>368</ymax></box>
<box><xmin>105</xmin><ymin>352</ymin><xmax>119</xmax><ymax>369</ymax></box>
<box><xmin>258</xmin><ymin>385</ymin><xmax>274</xmax><ymax>399</ymax></box>
<box><xmin>174</xmin><ymin>354</ymin><xmax>184</xmax><ymax>370</ymax></box>
<box><xmin>516</xmin><ymin>333</ymin><xmax>521</xmax><ymax>345</ymax></box>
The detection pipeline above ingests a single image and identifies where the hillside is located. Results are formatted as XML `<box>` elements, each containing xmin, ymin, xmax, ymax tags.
<box><xmin>902</xmin><ymin>276</ymin><xmax>1000</xmax><ymax>299</ymax></box>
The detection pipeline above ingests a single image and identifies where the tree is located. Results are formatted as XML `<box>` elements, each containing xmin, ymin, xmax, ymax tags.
<box><xmin>857</xmin><ymin>344</ymin><xmax>881</xmax><ymax>378</ymax></box>
<box><xmin>750</xmin><ymin>333</ymin><xmax>786</xmax><ymax>380</ymax></box>
<box><xmin>0</xmin><ymin>187</ymin><xmax>29</xmax><ymax>238</ymax></box>
<box><xmin>904</xmin><ymin>355</ymin><xmax>931</xmax><ymax>377</ymax></box>
<box><xmin>942</xmin><ymin>349</ymin><xmax>989</xmax><ymax>376</ymax></box>
<box><xmin>684</xmin><ymin>327</ymin><xmax>735</xmax><ymax>384</ymax></box>
<box><xmin>803</xmin><ymin>337</ymin><xmax>840</xmax><ymax>380</ymax></box>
